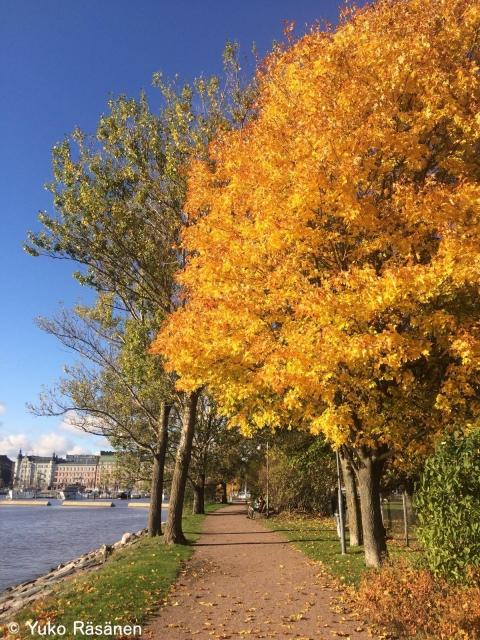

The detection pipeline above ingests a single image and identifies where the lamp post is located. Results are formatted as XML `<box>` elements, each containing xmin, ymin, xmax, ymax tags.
<box><xmin>335</xmin><ymin>450</ymin><xmax>347</xmax><ymax>555</ymax></box>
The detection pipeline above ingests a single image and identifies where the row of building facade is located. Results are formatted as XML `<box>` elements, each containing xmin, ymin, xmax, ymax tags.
<box><xmin>0</xmin><ymin>455</ymin><xmax>14</xmax><ymax>487</ymax></box>
<box><xmin>6</xmin><ymin>450</ymin><xmax>118</xmax><ymax>490</ymax></box>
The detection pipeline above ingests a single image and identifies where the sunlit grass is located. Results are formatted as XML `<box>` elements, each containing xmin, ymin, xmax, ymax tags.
<box><xmin>262</xmin><ymin>513</ymin><xmax>422</xmax><ymax>587</ymax></box>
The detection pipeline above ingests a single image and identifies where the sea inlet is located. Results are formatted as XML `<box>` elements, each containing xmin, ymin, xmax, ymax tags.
<box><xmin>0</xmin><ymin>497</ymin><xmax>165</xmax><ymax>593</ymax></box>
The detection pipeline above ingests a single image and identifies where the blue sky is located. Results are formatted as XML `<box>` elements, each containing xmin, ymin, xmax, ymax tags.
<box><xmin>0</xmin><ymin>1</ymin><xmax>343</xmax><ymax>459</ymax></box>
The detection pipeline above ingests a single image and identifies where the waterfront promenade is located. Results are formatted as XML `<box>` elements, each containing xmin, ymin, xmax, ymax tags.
<box><xmin>146</xmin><ymin>505</ymin><xmax>377</xmax><ymax>639</ymax></box>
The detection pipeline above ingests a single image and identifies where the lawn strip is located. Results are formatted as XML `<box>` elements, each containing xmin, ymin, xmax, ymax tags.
<box><xmin>4</xmin><ymin>503</ymin><xmax>225</xmax><ymax>639</ymax></box>
<box><xmin>262</xmin><ymin>513</ymin><xmax>422</xmax><ymax>587</ymax></box>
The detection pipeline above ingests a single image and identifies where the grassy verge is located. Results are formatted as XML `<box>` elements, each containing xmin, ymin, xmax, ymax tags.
<box><xmin>262</xmin><ymin>513</ymin><xmax>423</xmax><ymax>587</ymax></box>
<box><xmin>2</xmin><ymin>503</ymin><xmax>226</xmax><ymax>640</ymax></box>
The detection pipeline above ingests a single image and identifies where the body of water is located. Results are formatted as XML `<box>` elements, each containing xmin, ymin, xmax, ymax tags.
<box><xmin>0</xmin><ymin>497</ymin><xmax>164</xmax><ymax>593</ymax></box>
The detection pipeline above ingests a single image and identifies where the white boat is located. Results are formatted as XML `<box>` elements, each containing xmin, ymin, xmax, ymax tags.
<box><xmin>7</xmin><ymin>489</ymin><xmax>36</xmax><ymax>500</ymax></box>
<box><xmin>59</xmin><ymin>484</ymin><xmax>85</xmax><ymax>500</ymax></box>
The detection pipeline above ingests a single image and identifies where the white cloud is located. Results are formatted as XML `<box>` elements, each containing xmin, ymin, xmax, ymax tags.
<box><xmin>57</xmin><ymin>411</ymin><xmax>107</xmax><ymax>438</ymax></box>
<box><xmin>31</xmin><ymin>433</ymin><xmax>74</xmax><ymax>457</ymax></box>
<box><xmin>0</xmin><ymin>432</ymin><xmax>94</xmax><ymax>459</ymax></box>
<box><xmin>57</xmin><ymin>415</ymin><xmax>88</xmax><ymax>437</ymax></box>
<box><xmin>93</xmin><ymin>436</ymin><xmax>111</xmax><ymax>450</ymax></box>
<box><xmin>0</xmin><ymin>404</ymin><xmax>5</xmax><ymax>414</ymax></box>
<box><xmin>66</xmin><ymin>445</ymin><xmax>92</xmax><ymax>456</ymax></box>
<box><xmin>0</xmin><ymin>434</ymin><xmax>32</xmax><ymax>458</ymax></box>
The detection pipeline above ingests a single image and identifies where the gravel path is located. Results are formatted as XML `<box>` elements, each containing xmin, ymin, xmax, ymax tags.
<box><xmin>145</xmin><ymin>505</ymin><xmax>377</xmax><ymax>640</ymax></box>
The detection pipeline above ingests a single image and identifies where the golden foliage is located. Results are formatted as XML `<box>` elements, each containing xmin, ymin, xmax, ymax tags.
<box><xmin>152</xmin><ymin>0</ymin><xmax>480</xmax><ymax>453</ymax></box>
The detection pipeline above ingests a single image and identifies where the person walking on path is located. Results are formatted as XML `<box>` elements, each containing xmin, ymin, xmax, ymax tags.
<box><xmin>145</xmin><ymin>504</ymin><xmax>377</xmax><ymax>639</ymax></box>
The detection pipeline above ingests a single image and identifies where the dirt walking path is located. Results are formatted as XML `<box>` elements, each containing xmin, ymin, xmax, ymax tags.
<box><xmin>145</xmin><ymin>505</ymin><xmax>376</xmax><ymax>640</ymax></box>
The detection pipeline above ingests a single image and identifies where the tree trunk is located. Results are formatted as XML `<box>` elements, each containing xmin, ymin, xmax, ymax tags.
<box><xmin>192</xmin><ymin>473</ymin><xmax>205</xmax><ymax>514</ymax></box>
<box><xmin>148</xmin><ymin>403</ymin><xmax>171</xmax><ymax>537</ymax></box>
<box><xmin>355</xmin><ymin>446</ymin><xmax>388</xmax><ymax>567</ymax></box>
<box><xmin>163</xmin><ymin>390</ymin><xmax>201</xmax><ymax>545</ymax></box>
<box><xmin>220</xmin><ymin>480</ymin><xmax>228</xmax><ymax>504</ymax></box>
<box><xmin>340</xmin><ymin>448</ymin><xmax>363</xmax><ymax>546</ymax></box>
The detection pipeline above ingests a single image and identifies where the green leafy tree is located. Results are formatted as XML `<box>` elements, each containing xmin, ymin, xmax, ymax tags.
<box><xmin>25</xmin><ymin>91</ymin><xmax>182</xmax><ymax>536</ymax></box>
<box><xmin>187</xmin><ymin>394</ymin><xmax>226</xmax><ymax>514</ymax></box>
<box><xmin>188</xmin><ymin>402</ymin><xmax>250</xmax><ymax>512</ymax></box>
<box><xmin>206</xmin><ymin>426</ymin><xmax>251</xmax><ymax>504</ymax></box>
<box><xmin>26</xmin><ymin>47</ymin><xmax>257</xmax><ymax>544</ymax></box>
<box><xmin>415</xmin><ymin>427</ymin><xmax>480</xmax><ymax>583</ymax></box>
<box><xmin>29</xmin><ymin>295</ymin><xmax>175</xmax><ymax>536</ymax></box>
<box><xmin>253</xmin><ymin>431</ymin><xmax>336</xmax><ymax>515</ymax></box>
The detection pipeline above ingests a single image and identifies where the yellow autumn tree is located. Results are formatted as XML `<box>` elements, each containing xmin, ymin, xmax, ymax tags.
<box><xmin>151</xmin><ymin>0</ymin><xmax>480</xmax><ymax>566</ymax></box>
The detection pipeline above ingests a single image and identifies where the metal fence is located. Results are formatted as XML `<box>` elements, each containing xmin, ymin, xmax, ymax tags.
<box><xmin>380</xmin><ymin>492</ymin><xmax>421</xmax><ymax>548</ymax></box>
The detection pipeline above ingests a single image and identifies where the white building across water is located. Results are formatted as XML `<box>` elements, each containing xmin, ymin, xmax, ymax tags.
<box><xmin>12</xmin><ymin>450</ymin><xmax>117</xmax><ymax>490</ymax></box>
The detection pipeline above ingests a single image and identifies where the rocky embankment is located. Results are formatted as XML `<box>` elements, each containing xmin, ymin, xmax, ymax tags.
<box><xmin>0</xmin><ymin>529</ymin><xmax>146</xmax><ymax>621</ymax></box>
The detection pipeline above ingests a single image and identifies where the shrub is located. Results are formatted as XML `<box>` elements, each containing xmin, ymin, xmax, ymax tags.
<box><xmin>414</xmin><ymin>428</ymin><xmax>480</xmax><ymax>582</ymax></box>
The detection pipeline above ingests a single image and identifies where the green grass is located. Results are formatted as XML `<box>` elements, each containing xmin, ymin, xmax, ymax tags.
<box><xmin>262</xmin><ymin>513</ymin><xmax>423</xmax><ymax>587</ymax></box>
<box><xmin>4</xmin><ymin>503</ymin><xmax>225</xmax><ymax>640</ymax></box>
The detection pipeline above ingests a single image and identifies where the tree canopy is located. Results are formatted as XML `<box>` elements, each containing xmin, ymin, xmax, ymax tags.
<box><xmin>154</xmin><ymin>0</ymin><xmax>480</xmax><ymax>453</ymax></box>
<box><xmin>26</xmin><ymin>46</ymin><xmax>258</xmax><ymax>542</ymax></box>
<box><xmin>152</xmin><ymin>0</ymin><xmax>480</xmax><ymax>565</ymax></box>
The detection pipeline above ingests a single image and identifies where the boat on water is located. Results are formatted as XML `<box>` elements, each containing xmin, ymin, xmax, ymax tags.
<box><xmin>59</xmin><ymin>484</ymin><xmax>85</xmax><ymax>500</ymax></box>
<box><xmin>7</xmin><ymin>489</ymin><xmax>36</xmax><ymax>500</ymax></box>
